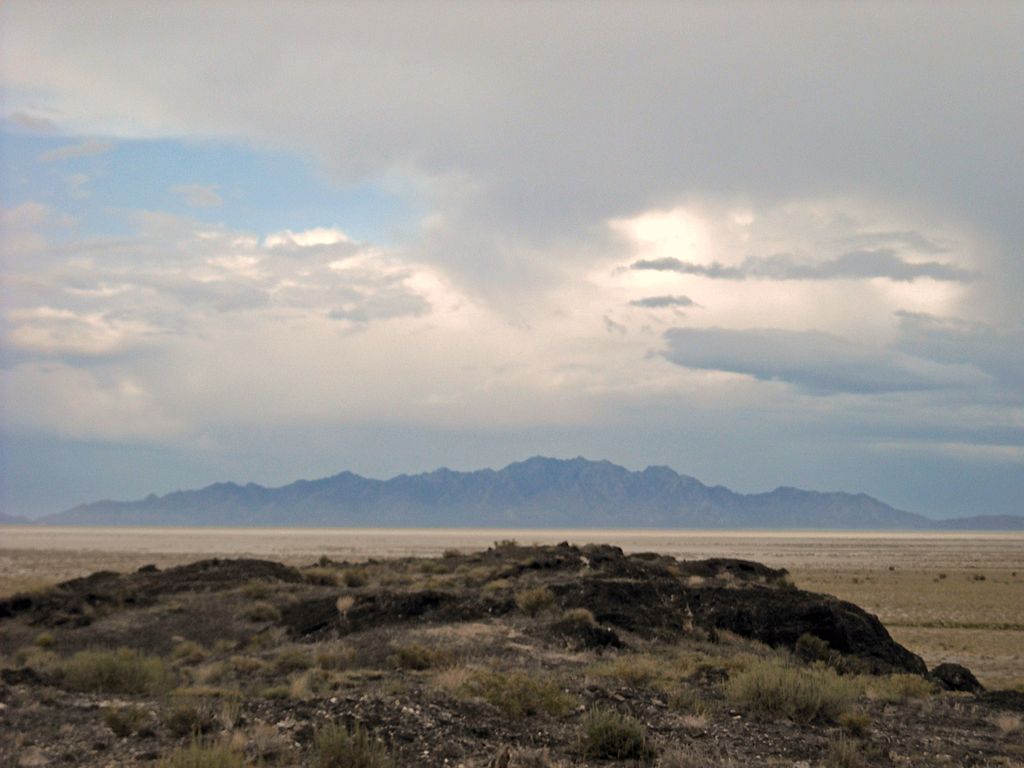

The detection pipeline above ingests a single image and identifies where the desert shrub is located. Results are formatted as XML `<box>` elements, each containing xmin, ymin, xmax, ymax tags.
<box><xmin>591</xmin><ymin>654</ymin><xmax>664</xmax><ymax>687</ymax></box>
<box><xmin>103</xmin><ymin>704</ymin><xmax>149</xmax><ymax>737</ymax></box>
<box><xmin>312</xmin><ymin>722</ymin><xmax>395</xmax><ymax>768</ymax></box>
<box><xmin>442</xmin><ymin>548</ymin><xmax>462</xmax><ymax>559</ymax></box>
<box><xmin>824</xmin><ymin>737</ymin><xmax>866</xmax><ymax>768</ymax></box>
<box><xmin>515</xmin><ymin>586</ymin><xmax>556</xmax><ymax>617</ymax></box>
<box><xmin>241</xmin><ymin>580</ymin><xmax>272</xmax><ymax>599</ymax></box>
<box><xmin>259</xmin><ymin>684</ymin><xmax>291</xmax><ymax>699</ymax></box>
<box><xmin>725</xmin><ymin>658</ymin><xmax>857</xmax><ymax>723</ymax></box>
<box><xmin>342</xmin><ymin>570</ymin><xmax>368</xmax><ymax>588</ymax></box>
<box><xmin>165</xmin><ymin>699</ymin><xmax>217</xmax><ymax>737</ymax></box>
<box><xmin>659</xmin><ymin>746</ymin><xmax>737</xmax><ymax>768</ymax></box>
<box><xmin>561</xmin><ymin>607</ymin><xmax>596</xmax><ymax>626</ymax></box>
<box><xmin>463</xmin><ymin>670</ymin><xmax>575</xmax><ymax>719</ymax></box>
<box><xmin>388</xmin><ymin>643</ymin><xmax>448</xmax><ymax>671</ymax></box>
<box><xmin>272</xmin><ymin>647</ymin><xmax>313</xmax><ymax>674</ymax></box>
<box><xmin>229</xmin><ymin>655</ymin><xmax>266</xmax><ymax>674</ymax></box>
<box><xmin>15</xmin><ymin>646</ymin><xmax>60</xmax><ymax>674</ymax></box>
<box><xmin>241</xmin><ymin>601</ymin><xmax>281</xmax><ymax>622</ymax></box>
<box><xmin>419</xmin><ymin>560</ymin><xmax>448</xmax><ymax>575</ymax></box>
<box><xmin>62</xmin><ymin>648</ymin><xmax>171</xmax><ymax>694</ymax></box>
<box><xmin>578</xmin><ymin>707</ymin><xmax>655</xmax><ymax>761</ymax></box>
<box><xmin>315</xmin><ymin>644</ymin><xmax>357</xmax><ymax>671</ymax></box>
<box><xmin>866</xmin><ymin>673</ymin><xmax>934</xmax><ymax>703</ymax></box>
<box><xmin>794</xmin><ymin>633</ymin><xmax>833</xmax><ymax>664</ymax></box>
<box><xmin>172</xmin><ymin>641</ymin><xmax>209</xmax><ymax>665</ymax></box>
<box><xmin>304</xmin><ymin>567</ymin><xmax>341</xmax><ymax>586</ymax></box>
<box><xmin>159</xmin><ymin>740</ymin><xmax>245</xmax><ymax>768</ymax></box>
<box><xmin>670</xmin><ymin>688</ymin><xmax>711</xmax><ymax>717</ymax></box>
<box><xmin>34</xmin><ymin>632</ymin><xmax>55</xmax><ymax>649</ymax></box>
<box><xmin>838</xmin><ymin>709</ymin><xmax>872</xmax><ymax>737</ymax></box>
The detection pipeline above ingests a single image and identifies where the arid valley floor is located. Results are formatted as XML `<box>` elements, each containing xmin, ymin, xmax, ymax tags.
<box><xmin>1</xmin><ymin>529</ymin><xmax>1021</xmax><ymax>766</ymax></box>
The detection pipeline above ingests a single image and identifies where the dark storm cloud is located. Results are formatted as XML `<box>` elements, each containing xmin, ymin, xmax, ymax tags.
<box><xmin>631</xmin><ymin>250</ymin><xmax>974</xmax><ymax>283</ymax></box>
<box><xmin>629</xmin><ymin>295</ymin><xmax>696</xmax><ymax>309</ymax></box>
<box><xmin>894</xmin><ymin>312</ymin><xmax>1024</xmax><ymax>396</ymax></box>
<box><xmin>662</xmin><ymin>327</ymin><xmax>982</xmax><ymax>395</ymax></box>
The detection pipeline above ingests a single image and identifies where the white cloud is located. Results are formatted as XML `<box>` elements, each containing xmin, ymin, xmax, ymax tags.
<box><xmin>37</xmin><ymin>139</ymin><xmax>113</xmax><ymax>162</ymax></box>
<box><xmin>264</xmin><ymin>227</ymin><xmax>349</xmax><ymax>250</ymax></box>
<box><xmin>170</xmin><ymin>184</ymin><xmax>223</xmax><ymax>208</ymax></box>
<box><xmin>4</xmin><ymin>306</ymin><xmax>159</xmax><ymax>358</ymax></box>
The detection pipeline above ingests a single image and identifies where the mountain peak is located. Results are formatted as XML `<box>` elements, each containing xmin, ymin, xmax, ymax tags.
<box><xmin>33</xmin><ymin>456</ymin><xmax>963</xmax><ymax>530</ymax></box>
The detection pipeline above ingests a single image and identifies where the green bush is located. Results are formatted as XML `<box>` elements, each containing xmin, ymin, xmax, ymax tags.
<box><xmin>312</xmin><ymin>722</ymin><xmax>395</xmax><ymax>768</ymax></box>
<box><xmin>62</xmin><ymin>648</ymin><xmax>171</xmax><ymax>694</ymax></box>
<box><xmin>515</xmin><ymin>586</ymin><xmax>556</xmax><ymax>617</ymax></box>
<box><xmin>578</xmin><ymin>708</ymin><xmax>655</xmax><ymax>761</ymax></box>
<box><xmin>159</xmin><ymin>740</ymin><xmax>245</xmax><ymax>768</ymax></box>
<box><xmin>462</xmin><ymin>670</ymin><xmax>575</xmax><ymax>719</ymax></box>
<box><xmin>103</xmin><ymin>705</ymin><xmax>149</xmax><ymax>737</ymax></box>
<box><xmin>725</xmin><ymin>658</ymin><xmax>858</xmax><ymax>723</ymax></box>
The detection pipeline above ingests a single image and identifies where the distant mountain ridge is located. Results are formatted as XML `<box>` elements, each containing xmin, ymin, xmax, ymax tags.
<box><xmin>36</xmin><ymin>456</ymin><xmax>1024</xmax><ymax>529</ymax></box>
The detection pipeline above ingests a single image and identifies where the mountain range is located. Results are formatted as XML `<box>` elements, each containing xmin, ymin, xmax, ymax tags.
<box><xmin>24</xmin><ymin>456</ymin><xmax>1023</xmax><ymax>530</ymax></box>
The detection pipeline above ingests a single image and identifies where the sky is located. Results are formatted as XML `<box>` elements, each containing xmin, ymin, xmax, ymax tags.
<box><xmin>1</xmin><ymin>2</ymin><xmax>1022</xmax><ymax>519</ymax></box>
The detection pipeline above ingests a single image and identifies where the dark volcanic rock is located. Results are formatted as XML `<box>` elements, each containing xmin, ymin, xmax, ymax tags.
<box><xmin>0</xmin><ymin>558</ymin><xmax>303</xmax><ymax>626</ymax></box>
<box><xmin>283</xmin><ymin>590</ymin><xmax>517</xmax><ymax>639</ymax></box>
<box><xmin>931</xmin><ymin>663</ymin><xmax>985</xmax><ymax>694</ymax></box>
<box><xmin>548</xmin><ymin>615</ymin><xmax>622</xmax><ymax>650</ymax></box>
<box><xmin>690</xmin><ymin>585</ymin><xmax>928</xmax><ymax>674</ymax></box>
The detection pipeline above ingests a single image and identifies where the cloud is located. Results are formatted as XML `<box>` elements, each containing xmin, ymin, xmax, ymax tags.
<box><xmin>0</xmin><ymin>219</ymin><xmax>440</xmax><ymax>364</ymax></box>
<box><xmin>8</xmin><ymin>111</ymin><xmax>58</xmax><ymax>133</ymax></box>
<box><xmin>170</xmin><ymin>184</ymin><xmax>223</xmax><ymax>208</ymax></box>
<box><xmin>68</xmin><ymin>173</ymin><xmax>90</xmax><ymax>198</ymax></box>
<box><xmin>836</xmin><ymin>230</ymin><xmax>949</xmax><ymax>255</ymax></box>
<box><xmin>2</xmin><ymin>5</ymin><xmax>1023</xmax><ymax>518</ymax></box>
<box><xmin>894</xmin><ymin>311</ymin><xmax>1024</xmax><ymax>395</ymax></box>
<box><xmin>3</xmin><ymin>306</ymin><xmax>159</xmax><ymax>361</ymax></box>
<box><xmin>38</xmin><ymin>139</ymin><xmax>114</xmax><ymax>162</ymax></box>
<box><xmin>327</xmin><ymin>290</ymin><xmax>430</xmax><ymax>323</ymax></box>
<box><xmin>4</xmin><ymin>4</ymin><xmax>1020</xmax><ymax>305</ymax></box>
<box><xmin>630</xmin><ymin>250</ymin><xmax>974</xmax><ymax>283</ymax></box>
<box><xmin>264</xmin><ymin>227</ymin><xmax>350</xmax><ymax>250</ymax></box>
<box><xmin>629</xmin><ymin>295</ymin><xmax>696</xmax><ymax>309</ymax></box>
<box><xmin>661</xmin><ymin>327</ymin><xmax>982</xmax><ymax>395</ymax></box>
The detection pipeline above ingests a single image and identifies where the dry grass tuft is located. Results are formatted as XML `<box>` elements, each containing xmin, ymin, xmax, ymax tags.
<box><xmin>312</xmin><ymin>722</ymin><xmax>395</xmax><ymax>768</ymax></box>
<box><xmin>577</xmin><ymin>707</ymin><xmax>654</xmax><ymax>762</ymax></box>
<box><xmin>62</xmin><ymin>647</ymin><xmax>172</xmax><ymax>694</ymax></box>
<box><xmin>725</xmin><ymin>657</ymin><xmax>858</xmax><ymax>723</ymax></box>
<box><xmin>515</xmin><ymin>586</ymin><xmax>556</xmax><ymax>617</ymax></box>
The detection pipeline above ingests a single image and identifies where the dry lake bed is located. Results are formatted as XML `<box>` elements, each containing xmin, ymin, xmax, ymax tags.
<box><xmin>1</xmin><ymin>527</ymin><xmax>1022</xmax><ymax>688</ymax></box>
